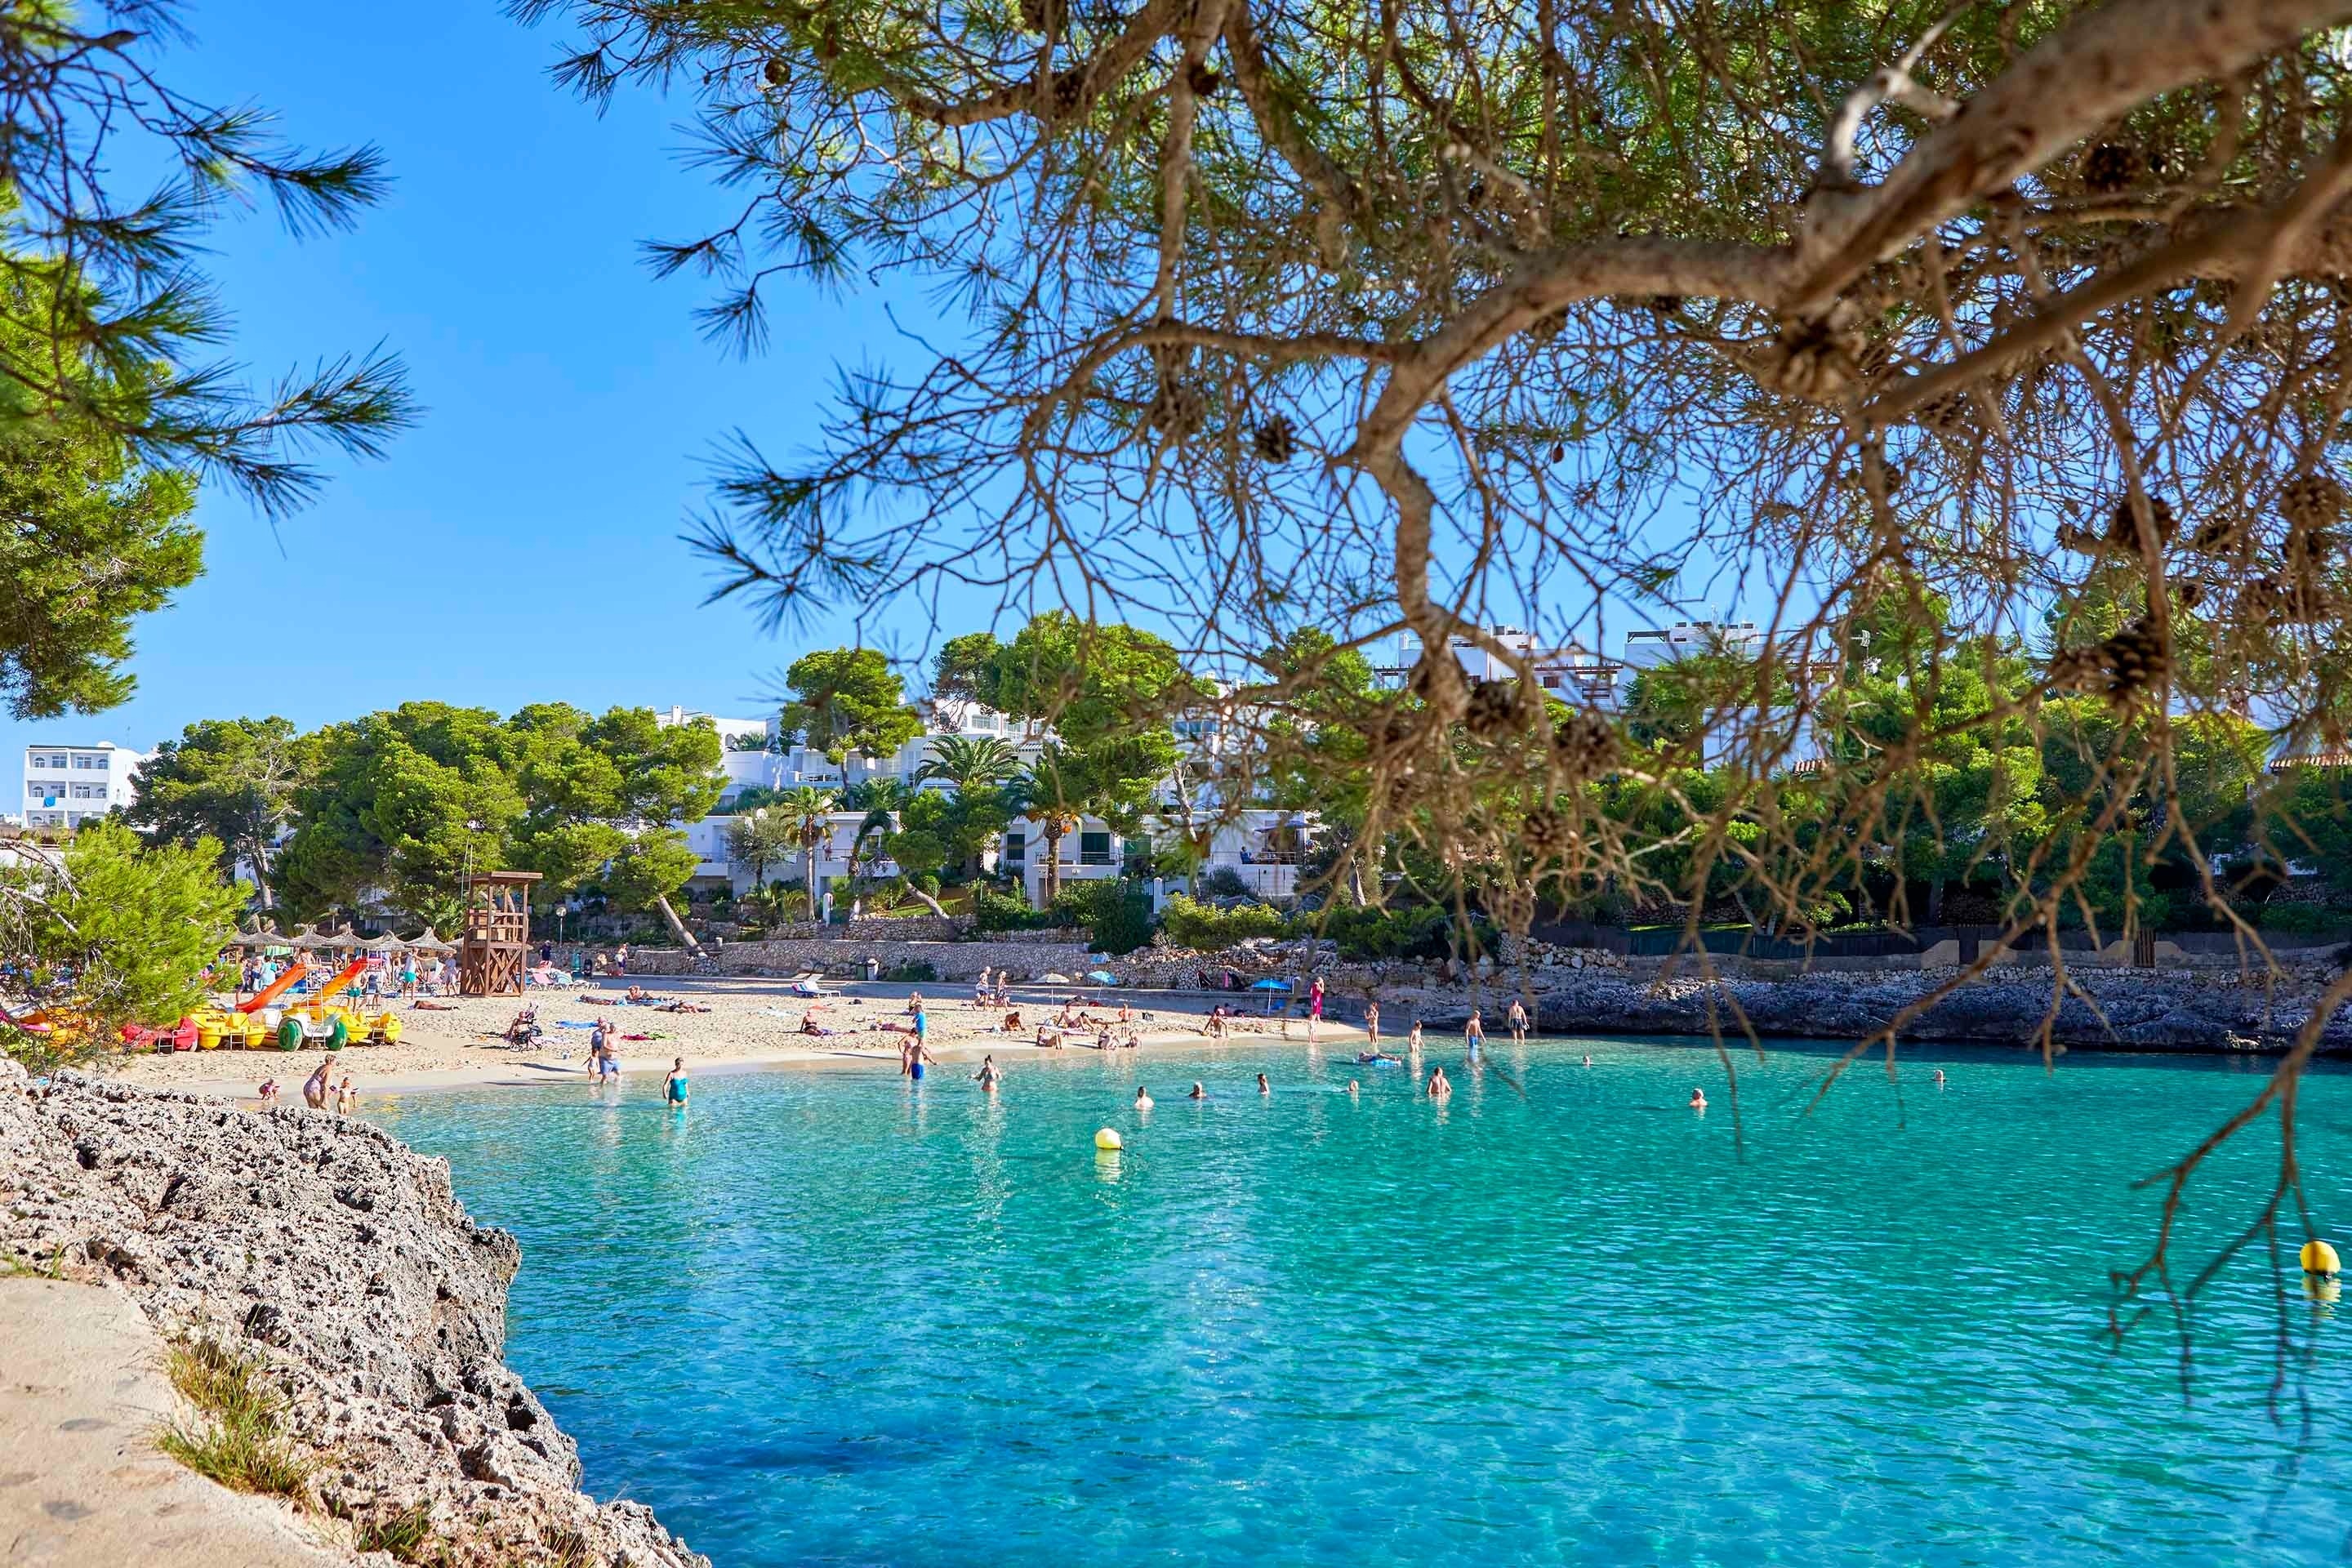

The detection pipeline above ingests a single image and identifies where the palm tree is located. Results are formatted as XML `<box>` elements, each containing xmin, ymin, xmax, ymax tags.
<box><xmin>914</xmin><ymin>734</ymin><xmax>1022</xmax><ymax>793</ymax></box>
<box><xmin>1013</xmin><ymin>747</ymin><xmax>1087</xmax><ymax>906</ymax></box>
<box><xmin>778</xmin><ymin>786</ymin><xmax>837</xmax><ymax>913</ymax></box>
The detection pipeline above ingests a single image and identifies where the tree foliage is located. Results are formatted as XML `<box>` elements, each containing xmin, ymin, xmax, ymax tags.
<box><xmin>774</xmin><ymin>646</ymin><xmax>923</xmax><ymax>762</ymax></box>
<box><xmin>125</xmin><ymin>717</ymin><xmax>310</xmax><ymax>907</ymax></box>
<box><xmin>0</xmin><ymin>822</ymin><xmax>244</xmax><ymax>1066</ymax></box>
<box><xmin>0</xmin><ymin>420</ymin><xmax>202</xmax><ymax>719</ymax></box>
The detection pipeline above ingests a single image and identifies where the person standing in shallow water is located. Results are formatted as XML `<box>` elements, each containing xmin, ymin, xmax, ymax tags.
<box><xmin>1464</xmin><ymin>1009</ymin><xmax>1485</xmax><ymax>1059</ymax></box>
<box><xmin>302</xmin><ymin>1055</ymin><xmax>332</xmax><ymax>1110</ymax></box>
<box><xmin>1364</xmin><ymin>1001</ymin><xmax>1380</xmax><ymax>1047</ymax></box>
<box><xmin>1507</xmin><ymin>998</ymin><xmax>1528</xmax><ymax>1045</ymax></box>
<box><xmin>665</xmin><ymin>1058</ymin><xmax>690</xmax><ymax>1105</ymax></box>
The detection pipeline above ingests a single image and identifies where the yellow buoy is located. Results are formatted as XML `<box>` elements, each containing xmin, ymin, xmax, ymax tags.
<box><xmin>1094</xmin><ymin>1127</ymin><xmax>1123</xmax><ymax>1152</ymax></box>
<box><xmin>2301</xmin><ymin>1239</ymin><xmax>2341</xmax><ymax>1276</ymax></box>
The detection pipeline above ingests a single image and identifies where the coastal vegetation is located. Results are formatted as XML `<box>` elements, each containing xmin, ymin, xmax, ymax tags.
<box><xmin>155</xmin><ymin>1336</ymin><xmax>314</xmax><ymax>1499</ymax></box>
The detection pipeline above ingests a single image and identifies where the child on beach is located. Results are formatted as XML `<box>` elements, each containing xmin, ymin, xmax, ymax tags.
<box><xmin>335</xmin><ymin>1076</ymin><xmax>358</xmax><ymax>1115</ymax></box>
<box><xmin>257</xmin><ymin>1077</ymin><xmax>280</xmax><ymax>1105</ymax></box>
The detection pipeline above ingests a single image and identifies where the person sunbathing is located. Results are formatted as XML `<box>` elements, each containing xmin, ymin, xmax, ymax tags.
<box><xmin>624</xmin><ymin>985</ymin><xmax>652</xmax><ymax>1004</ymax></box>
<box><xmin>800</xmin><ymin>1009</ymin><xmax>838</xmax><ymax>1037</ymax></box>
<box><xmin>657</xmin><ymin>999</ymin><xmax>712</xmax><ymax>1013</ymax></box>
<box><xmin>1002</xmin><ymin>1009</ymin><xmax>1023</xmax><ymax>1032</ymax></box>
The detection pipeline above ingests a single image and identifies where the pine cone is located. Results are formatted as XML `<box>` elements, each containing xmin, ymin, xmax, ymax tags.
<box><xmin>1020</xmin><ymin>0</ymin><xmax>1060</xmax><ymax>33</ymax></box>
<box><xmin>1250</xmin><ymin>415</ymin><xmax>1296</xmax><ymax>464</ymax></box>
<box><xmin>2107</xmin><ymin>495</ymin><xmax>2175</xmax><ymax>552</ymax></box>
<box><xmin>2190</xmin><ymin>514</ymin><xmax>2247</xmax><ymax>555</ymax></box>
<box><xmin>1647</xmin><ymin>295</ymin><xmax>1683</xmax><ymax>317</ymax></box>
<box><xmin>1913</xmin><ymin>390</ymin><xmax>1972</xmax><ymax>434</ymax></box>
<box><xmin>2082</xmin><ymin>142</ymin><xmax>2142</xmax><ymax>194</ymax></box>
<box><xmin>1551</xmin><ymin>711</ymin><xmax>1622</xmax><ymax>780</ymax></box>
<box><xmin>1548</xmin><ymin>442</ymin><xmax>1566</xmax><ymax>465</ymax></box>
<box><xmin>1049</xmin><ymin>69</ymin><xmax>1085</xmax><ymax>114</ymax></box>
<box><xmin>1763</xmin><ymin>319</ymin><xmax>1861</xmax><ymax>402</ymax></box>
<box><xmin>1186</xmin><ymin>61</ymin><xmax>1222</xmax><ymax>96</ymax></box>
<box><xmin>2044</xmin><ymin>617</ymin><xmax>2170</xmax><ymax>712</ymax></box>
<box><xmin>763</xmin><ymin>58</ymin><xmax>791</xmax><ymax>87</ymax></box>
<box><xmin>1462</xmin><ymin>679</ymin><xmax>1526</xmax><ymax>740</ymax></box>
<box><xmin>2280</xmin><ymin>471</ymin><xmax>2347</xmax><ymax>532</ymax></box>
<box><xmin>1147</xmin><ymin>376</ymin><xmax>1204</xmax><ymax>439</ymax></box>
<box><xmin>1522</xmin><ymin>808</ymin><xmax>1575</xmax><ymax>861</ymax></box>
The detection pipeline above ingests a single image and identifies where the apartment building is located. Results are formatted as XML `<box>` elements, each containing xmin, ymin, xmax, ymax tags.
<box><xmin>20</xmin><ymin>742</ymin><xmax>146</xmax><ymax>831</ymax></box>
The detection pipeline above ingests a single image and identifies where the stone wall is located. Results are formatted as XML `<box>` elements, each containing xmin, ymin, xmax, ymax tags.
<box><xmin>628</xmin><ymin>937</ymin><xmax>1092</xmax><ymax>981</ymax></box>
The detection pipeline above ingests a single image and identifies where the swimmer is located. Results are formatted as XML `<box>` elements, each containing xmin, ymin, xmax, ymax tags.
<box><xmin>1933</xmin><ymin>1068</ymin><xmax>1947</xmax><ymax>1088</ymax></box>
<box><xmin>1188</xmin><ymin>1081</ymin><xmax>1207</xmax><ymax>1100</ymax></box>
<box><xmin>1689</xmin><ymin>1087</ymin><xmax>1708</xmax><ymax>1111</ymax></box>
<box><xmin>1582</xmin><ymin>1054</ymin><xmax>1592</xmax><ymax>1068</ymax></box>
<box><xmin>1135</xmin><ymin>1085</ymin><xmax>1154</xmax><ymax>1111</ymax></box>
<box><xmin>1426</xmin><ymin>1065</ymin><xmax>1451</xmax><ymax>1099</ymax></box>
<box><xmin>1506</xmin><ymin>998</ymin><xmax>1528</xmax><ymax>1045</ymax></box>
<box><xmin>1347</xmin><ymin>1080</ymin><xmax>1360</xmax><ymax>1097</ymax></box>
<box><xmin>663</xmin><ymin>1058</ymin><xmax>690</xmax><ymax>1105</ymax></box>
<box><xmin>1257</xmin><ymin>1072</ymin><xmax>1271</xmax><ymax>1095</ymax></box>
<box><xmin>975</xmin><ymin>1055</ymin><xmax>1001</xmax><ymax>1094</ymax></box>
<box><xmin>1464</xmin><ymin>1009</ymin><xmax>1485</xmax><ymax>1057</ymax></box>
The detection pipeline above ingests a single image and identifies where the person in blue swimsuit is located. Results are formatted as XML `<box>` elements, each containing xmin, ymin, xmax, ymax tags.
<box><xmin>664</xmin><ymin>1057</ymin><xmax>689</xmax><ymax>1105</ymax></box>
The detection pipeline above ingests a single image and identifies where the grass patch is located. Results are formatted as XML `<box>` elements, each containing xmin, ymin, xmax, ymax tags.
<box><xmin>154</xmin><ymin>1337</ymin><xmax>313</xmax><ymax>1498</ymax></box>
<box><xmin>354</xmin><ymin>1501</ymin><xmax>443</xmax><ymax>1562</ymax></box>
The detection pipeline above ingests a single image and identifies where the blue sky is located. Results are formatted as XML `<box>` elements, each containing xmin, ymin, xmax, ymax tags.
<box><xmin>2</xmin><ymin>0</ymin><xmax>937</xmax><ymax>764</ymax></box>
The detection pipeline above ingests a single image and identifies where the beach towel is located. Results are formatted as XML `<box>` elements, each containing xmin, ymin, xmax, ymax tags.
<box><xmin>555</xmin><ymin>1020</ymin><xmax>599</xmax><ymax>1029</ymax></box>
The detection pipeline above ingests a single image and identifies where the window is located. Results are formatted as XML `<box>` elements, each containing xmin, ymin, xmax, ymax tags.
<box><xmin>1003</xmin><ymin>832</ymin><xmax>1025</xmax><ymax>864</ymax></box>
<box><xmin>72</xmin><ymin>753</ymin><xmax>103</xmax><ymax>769</ymax></box>
<box><xmin>27</xmin><ymin>752</ymin><xmax>66</xmax><ymax>770</ymax></box>
<box><xmin>70</xmin><ymin>783</ymin><xmax>105</xmax><ymax>800</ymax></box>
<box><xmin>1079</xmin><ymin>831</ymin><xmax>1112</xmax><ymax>866</ymax></box>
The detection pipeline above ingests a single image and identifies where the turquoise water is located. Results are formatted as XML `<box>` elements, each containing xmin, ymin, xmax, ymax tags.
<box><xmin>372</xmin><ymin>1039</ymin><xmax>2352</xmax><ymax>1566</ymax></box>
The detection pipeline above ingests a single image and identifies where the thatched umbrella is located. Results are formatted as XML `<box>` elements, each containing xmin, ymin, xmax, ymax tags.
<box><xmin>327</xmin><ymin>924</ymin><xmax>365</xmax><ymax>951</ymax></box>
<box><xmin>286</xmin><ymin>924</ymin><xmax>332</xmax><ymax>952</ymax></box>
<box><xmin>408</xmin><ymin>926</ymin><xmax>457</xmax><ymax>954</ymax></box>
<box><xmin>364</xmin><ymin>930</ymin><xmax>408</xmax><ymax>955</ymax></box>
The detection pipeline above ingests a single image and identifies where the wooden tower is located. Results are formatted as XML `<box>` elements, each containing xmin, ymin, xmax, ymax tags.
<box><xmin>458</xmin><ymin>871</ymin><xmax>541</xmax><ymax>997</ymax></box>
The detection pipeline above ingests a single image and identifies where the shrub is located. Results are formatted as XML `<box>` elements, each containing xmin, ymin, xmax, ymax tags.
<box><xmin>1051</xmin><ymin>879</ymin><xmax>1156</xmax><ymax>955</ymax></box>
<box><xmin>884</xmin><ymin>960</ymin><xmax>938</xmax><ymax>982</ymax></box>
<box><xmin>2260</xmin><ymin>902</ymin><xmax>2349</xmax><ymax>936</ymax></box>
<box><xmin>1312</xmin><ymin>902</ymin><xmax>1463</xmax><ymax>961</ymax></box>
<box><xmin>973</xmin><ymin>889</ymin><xmax>1051</xmax><ymax>932</ymax></box>
<box><xmin>1159</xmin><ymin>892</ymin><xmax>1287</xmax><ymax>951</ymax></box>
<box><xmin>1196</xmin><ymin>866</ymin><xmax>1249</xmax><ymax>898</ymax></box>
<box><xmin>353</xmin><ymin>1502</ymin><xmax>441</xmax><ymax>1562</ymax></box>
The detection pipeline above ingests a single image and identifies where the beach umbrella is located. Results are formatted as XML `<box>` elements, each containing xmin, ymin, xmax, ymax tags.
<box><xmin>1250</xmin><ymin>976</ymin><xmax>1292</xmax><ymax>1015</ymax></box>
<box><xmin>364</xmin><ymin>931</ymin><xmax>408</xmax><ymax>954</ymax></box>
<box><xmin>1085</xmin><ymin>969</ymin><xmax>1120</xmax><ymax>986</ymax></box>
<box><xmin>409</xmin><ymin>926</ymin><xmax>456</xmax><ymax>954</ymax></box>
<box><xmin>1041</xmin><ymin>972</ymin><xmax>1071</xmax><ymax>985</ymax></box>
<box><xmin>327</xmin><ymin>924</ymin><xmax>365</xmax><ymax>950</ymax></box>
<box><xmin>286</xmin><ymin>924</ymin><xmax>331</xmax><ymax>951</ymax></box>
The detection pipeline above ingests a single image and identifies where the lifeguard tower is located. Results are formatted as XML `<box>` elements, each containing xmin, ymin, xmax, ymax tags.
<box><xmin>458</xmin><ymin>871</ymin><xmax>541</xmax><ymax>997</ymax></box>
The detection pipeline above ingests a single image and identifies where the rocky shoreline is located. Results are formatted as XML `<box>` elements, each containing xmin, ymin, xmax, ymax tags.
<box><xmin>1385</xmin><ymin>966</ymin><xmax>2352</xmax><ymax>1054</ymax></box>
<box><xmin>0</xmin><ymin>1058</ymin><xmax>706</xmax><ymax>1568</ymax></box>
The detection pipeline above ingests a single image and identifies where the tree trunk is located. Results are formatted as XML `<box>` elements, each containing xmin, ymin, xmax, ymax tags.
<box><xmin>1925</xmin><ymin>875</ymin><xmax>1946</xmax><ymax>926</ymax></box>
<box><xmin>654</xmin><ymin>893</ymin><xmax>702</xmax><ymax>955</ymax></box>
<box><xmin>1042</xmin><ymin>827</ymin><xmax>1062</xmax><ymax>904</ymax></box>
<box><xmin>905</xmin><ymin>885</ymin><xmax>950</xmax><ymax>918</ymax></box>
<box><xmin>246</xmin><ymin>838</ymin><xmax>276</xmax><ymax>911</ymax></box>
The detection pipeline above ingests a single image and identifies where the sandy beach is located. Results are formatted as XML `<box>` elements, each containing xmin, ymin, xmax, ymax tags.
<box><xmin>103</xmin><ymin>977</ymin><xmax>1366</xmax><ymax>1102</ymax></box>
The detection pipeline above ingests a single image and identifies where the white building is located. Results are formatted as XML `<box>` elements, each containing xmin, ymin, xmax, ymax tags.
<box><xmin>683</xmin><ymin>809</ymin><xmax>902</xmax><ymax>898</ymax></box>
<box><xmin>1004</xmin><ymin>808</ymin><xmax>1316</xmax><ymax>906</ymax></box>
<box><xmin>21</xmin><ymin>742</ymin><xmax>147</xmax><ymax>831</ymax></box>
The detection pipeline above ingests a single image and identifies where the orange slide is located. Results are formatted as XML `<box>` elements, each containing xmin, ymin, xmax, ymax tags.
<box><xmin>314</xmin><ymin>960</ymin><xmax>368</xmax><ymax>1004</ymax></box>
<box><xmin>236</xmin><ymin>961</ymin><xmax>310</xmax><ymax>1014</ymax></box>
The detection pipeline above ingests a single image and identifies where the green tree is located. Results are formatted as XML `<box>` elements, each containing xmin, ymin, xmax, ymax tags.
<box><xmin>930</xmin><ymin>631</ymin><xmax>1004</xmax><ymax>706</ymax></box>
<box><xmin>125</xmin><ymin>717</ymin><xmax>310</xmax><ymax>909</ymax></box>
<box><xmin>276</xmin><ymin>703</ymin><xmax>525</xmax><ymax>924</ymax></box>
<box><xmin>777</xmin><ymin>786</ymin><xmax>839</xmax><ymax>907</ymax></box>
<box><xmin>0</xmin><ymin>821</ymin><xmax>243</xmax><ymax>1066</ymax></box>
<box><xmin>724</xmin><ymin>809</ymin><xmax>795</xmax><ymax>888</ymax></box>
<box><xmin>914</xmin><ymin>734</ymin><xmax>1023</xmax><ymax>793</ymax></box>
<box><xmin>776</xmin><ymin>648</ymin><xmax>922</xmax><ymax>763</ymax></box>
<box><xmin>0</xmin><ymin>423</ymin><xmax>202</xmax><ymax>719</ymax></box>
<box><xmin>986</xmin><ymin>613</ymin><xmax>1187</xmax><ymax>747</ymax></box>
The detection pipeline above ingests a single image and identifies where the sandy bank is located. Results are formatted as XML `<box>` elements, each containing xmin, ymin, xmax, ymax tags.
<box><xmin>103</xmin><ymin>978</ymin><xmax>1365</xmax><ymax>1100</ymax></box>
